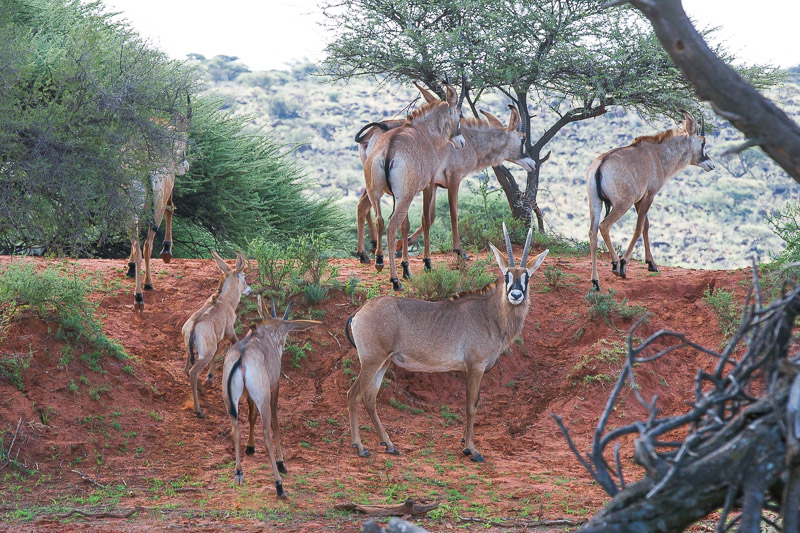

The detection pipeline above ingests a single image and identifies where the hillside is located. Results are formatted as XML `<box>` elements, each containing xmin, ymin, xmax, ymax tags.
<box><xmin>192</xmin><ymin>55</ymin><xmax>800</xmax><ymax>270</ymax></box>
<box><xmin>0</xmin><ymin>252</ymin><xmax>757</xmax><ymax>530</ymax></box>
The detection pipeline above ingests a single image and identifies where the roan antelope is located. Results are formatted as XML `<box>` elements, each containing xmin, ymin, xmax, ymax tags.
<box><xmin>587</xmin><ymin>109</ymin><xmax>715</xmax><ymax>290</ymax></box>
<box><xmin>363</xmin><ymin>82</ymin><xmax>466</xmax><ymax>291</ymax></box>
<box><xmin>345</xmin><ymin>223</ymin><xmax>548</xmax><ymax>462</ymax></box>
<box><xmin>222</xmin><ymin>296</ymin><xmax>321</xmax><ymax>497</ymax></box>
<box><xmin>182</xmin><ymin>250</ymin><xmax>251</xmax><ymax>418</ymax></box>
<box><xmin>355</xmin><ymin>95</ymin><xmax>535</xmax><ymax>262</ymax></box>
<box><xmin>127</xmin><ymin>96</ymin><xmax>192</xmax><ymax>312</ymax></box>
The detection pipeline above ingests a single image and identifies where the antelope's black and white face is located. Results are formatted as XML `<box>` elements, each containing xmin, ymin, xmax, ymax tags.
<box><xmin>690</xmin><ymin>135</ymin><xmax>715</xmax><ymax>172</ymax></box>
<box><xmin>489</xmin><ymin>224</ymin><xmax>549</xmax><ymax>306</ymax></box>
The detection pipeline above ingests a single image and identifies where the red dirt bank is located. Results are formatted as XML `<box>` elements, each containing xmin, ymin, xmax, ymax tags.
<box><xmin>0</xmin><ymin>251</ymin><xmax>746</xmax><ymax>531</ymax></box>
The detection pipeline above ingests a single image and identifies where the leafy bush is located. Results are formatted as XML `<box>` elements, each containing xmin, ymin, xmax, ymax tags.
<box><xmin>0</xmin><ymin>262</ymin><xmax>128</xmax><ymax>378</ymax></box>
<box><xmin>302</xmin><ymin>283</ymin><xmax>328</xmax><ymax>304</ymax></box>
<box><xmin>702</xmin><ymin>287</ymin><xmax>741</xmax><ymax>337</ymax></box>
<box><xmin>249</xmin><ymin>238</ymin><xmax>301</xmax><ymax>303</ymax></box>
<box><xmin>767</xmin><ymin>202</ymin><xmax>800</xmax><ymax>266</ymax></box>
<box><xmin>409</xmin><ymin>258</ymin><xmax>496</xmax><ymax>301</ymax></box>
<box><xmin>585</xmin><ymin>288</ymin><xmax>647</xmax><ymax>324</ymax></box>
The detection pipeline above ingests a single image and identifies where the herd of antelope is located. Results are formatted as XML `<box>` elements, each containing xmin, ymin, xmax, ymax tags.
<box><xmin>124</xmin><ymin>82</ymin><xmax>715</xmax><ymax>497</ymax></box>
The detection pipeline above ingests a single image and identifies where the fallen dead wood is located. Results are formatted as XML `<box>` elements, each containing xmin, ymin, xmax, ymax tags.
<box><xmin>458</xmin><ymin>516</ymin><xmax>584</xmax><ymax>529</ymax></box>
<box><xmin>71</xmin><ymin>469</ymin><xmax>106</xmax><ymax>489</ymax></box>
<box><xmin>48</xmin><ymin>507</ymin><xmax>142</xmax><ymax>520</ymax></box>
<box><xmin>335</xmin><ymin>498</ymin><xmax>439</xmax><ymax>517</ymax></box>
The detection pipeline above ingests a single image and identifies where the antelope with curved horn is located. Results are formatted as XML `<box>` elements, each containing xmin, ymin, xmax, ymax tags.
<box><xmin>127</xmin><ymin>95</ymin><xmax>192</xmax><ymax>312</ymax></box>
<box><xmin>222</xmin><ymin>296</ymin><xmax>321</xmax><ymax>497</ymax></box>
<box><xmin>345</xmin><ymin>223</ymin><xmax>548</xmax><ymax>462</ymax></box>
<box><xmin>355</xmin><ymin>99</ymin><xmax>535</xmax><ymax>263</ymax></box>
<box><xmin>588</xmin><ymin>109</ymin><xmax>715</xmax><ymax>291</ymax></box>
<box><xmin>362</xmin><ymin>82</ymin><xmax>466</xmax><ymax>291</ymax></box>
<box><xmin>182</xmin><ymin>250</ymin><xmax>251</xmax><ymax>418</ymax></box>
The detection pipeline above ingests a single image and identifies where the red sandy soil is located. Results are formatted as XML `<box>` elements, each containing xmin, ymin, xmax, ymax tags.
<box><xmin>0</xmin><ymin>249</ymin><xmax>748</xmax><ymax>532</ymax></box>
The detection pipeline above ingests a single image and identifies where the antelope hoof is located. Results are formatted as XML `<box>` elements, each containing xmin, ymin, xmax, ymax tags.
<box><xmin>381</xmin><ymin>442</ymin><xmax>400</xmax><ymax>455</ymax></box>
<box><xmin>234</xmin><ymin>469</ymin><xmax>243</xmax><ymax>485</ymax></box>
<box><xmin>245</xmin><ymin>446</ymin><xmax>255</xmax><ymax>455</ymax></box>
<box><xmin>358</xmin><ymin>252</ymin><xmax>370</xmax><ymax>265</ymax></box>
<box><xmin>471</xmin><ymin>453</ymin><xmax>485</xmax><ymax>463</ymax></box>
<box><xmin>375</xmin><ymin>255</ymin><xmax>384</xmax><ymax>272</ymax></box>
<box><xmin>619</xmin><ymin>258</ymin><xmax>627</xmax><ymax>278</ymax></box>
<box><xmin>369</xmin><ymin>239</ymin><xmax>377</xmax><ymax>252</ymax></box>
<box><xmin>277</xmin><ymin>461</ymin><xmax>287</xmax><ymax>474</ymax></box>
<box><xmin>160</xmin><ymin>242</ymin><xmax>172</xmax><ymax>263</ymax></box>
<box><xmin>133</xmin><ymin>293</ymin><xmax>144</xmax><ymax>312</ymax></box>
<box><xmin>126</xmin><ymin>262</ymin><xmax>136</xmax><ymax>278</ymax></box>
<box><xmin>463</xmin><ymin>448</ymin><xmax>471</xmax><ymax>457</ymax></box>
<box><xmin>275</xmin><ymin>481</ymin><xmax>286</xmax><ymax>498</ymax></box>
<box><xmin>591</xmin><ymin>279</ymin><xmax>601</xmax><ymax>292</ymax></box>
<box><xmin>401</xmin><ymin>261</ymin><xmax>411</xmax><ymax>280</ymax></box>
<box><xmin>611</xmin><ymin>261</ymin><xmax>619</xmax><ymax>275</ymax></box>
<box><xmin>423</xmin><ymin>258</ymin><xmax>432</xmax><ymax>271</ymax></box>
<box><xmin>143</xmin><ymin>283</ymin><xmax>154</xmax><ymax>291</ymax></box>
<box><xmin>647</xmin><ymin>260</ymin><xmax>659</xmax><ymax>272</ymax></box>
<box><xmin>390</xmin><ymin>278</ymin><xmax>403</xmax><ymax>292</ymax></box>
<box><xmin>454</xmin><ymin>249</ymin><xmax>470</xmax><ymax>260</ymax></box>
<box><xmin>195</xmin><ymin>410</ymin><xmax>205</xmax><ymax>419</ymax></box>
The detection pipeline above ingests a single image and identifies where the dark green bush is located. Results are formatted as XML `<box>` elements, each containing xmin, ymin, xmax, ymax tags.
<box><xmin>409</xmin><ymin>257</ymin><xmax>496</xmax><ymax>301</ymax></box>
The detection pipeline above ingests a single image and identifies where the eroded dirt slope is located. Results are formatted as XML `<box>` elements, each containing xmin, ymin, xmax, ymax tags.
<box><xmin>0</xmin><ymin>251</ymin><xmax>747</xmax><ymax>531</ymax></box>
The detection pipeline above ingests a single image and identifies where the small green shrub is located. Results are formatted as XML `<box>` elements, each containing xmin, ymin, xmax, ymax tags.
<box><xmin>409</xmin><ymin>258</ymin><xmax>495</xmax><ymax>301</ymax></box>
<box><xmin>286</xmin><ymin>340</ymin><xmax>313</xmax><ymax>368</ymax></box>
<box><xmin>249</xmin><ymin>238</ymin><xmax>300</xmax><ymax>303</ymax></box>
<box><xmin>543</xmin><ymin>267</ymin><xmax>564</xmax><ymax>289</ymax></box>
<box><xmin>585</xmin><ymin>289</ymin><xmax>621</xmax><ymax>323</ymax></box>
<box><xmin>302</xmin><ymin>283</ymin><xmax>328</xmax><ymax>304</ymax></box>
<box><xmin>0</xmin><ymin>262</ymin><xmax>128</xmax><ymax>375</ymax></box>
<box><xmin>703</xmin><ymin>287</ymin><xmax>741</xmax><ymax>337</ymax></box>
<box><xmin>0</xmin><ymin>351</ymin><xmax>32</xmax><ymax>391</ymax></box>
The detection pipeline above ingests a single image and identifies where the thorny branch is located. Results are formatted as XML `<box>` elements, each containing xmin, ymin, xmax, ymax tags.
<box><xmin>554</xmin><ymin>266</ymin><xmax>800</xmax><ymax>531</ymax></box>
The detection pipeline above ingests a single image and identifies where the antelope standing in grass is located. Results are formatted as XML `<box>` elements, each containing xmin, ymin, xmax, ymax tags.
<box><xmin>182</xmin><ymin>250</ymin><xmax>251</xmax><ymax>418</ymax></box>
<box><xmin>362</xmin><ymin>82</ymin><xmax>466</xmax><ymax>291</ymax></box>
<box><xmin>345</xmin><ymin>223</ymin><xmax>548</xmax><ymax>462</ymax></box>
<box><xmin>127</xmin><ymin>96</ymin><xmax>191</xmax><ymax>312</ymax></box>
<box><xmin>355</xmin><ymin>94</ymin><xmax>535</xmax><ymax>262</ymax></box>
<box><xmin>588</xmin><ymin>110</ymin><xmax>715</xmax><ymax>291</ymax></box>
<box><xmin>223</xmin><ymin>296</ymin><xmax>320</xmax><ymax>498</ymax></box>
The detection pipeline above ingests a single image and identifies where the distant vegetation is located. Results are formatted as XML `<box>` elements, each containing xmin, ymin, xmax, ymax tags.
<box><xmin>190</xmin><ymin>55</ymin><xmax>799</xmax><ymax>269</ymax></box>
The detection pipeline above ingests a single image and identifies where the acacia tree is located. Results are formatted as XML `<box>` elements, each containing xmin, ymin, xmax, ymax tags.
<box><xmin>321</xmin><ymin>0</ymin><xmax>776</xmax><ymax>230</ymax></box>
<box><xmin>0</xmin><ymin>0</ymin><xmax>199</xmax><ymax>255</ymax></box>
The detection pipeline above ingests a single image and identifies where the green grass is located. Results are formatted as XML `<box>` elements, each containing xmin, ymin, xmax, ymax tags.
<box><xmin>409</xmin><ymin>257</ymin><xmax>495</xmax><ymax>301</ymax></box>
<box><xmin>286</xmin><ymin>340</ymin><xmax>313</xmax><ymax>368</ymax></box>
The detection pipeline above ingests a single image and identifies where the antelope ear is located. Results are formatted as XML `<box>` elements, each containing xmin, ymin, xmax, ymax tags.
<box><xmin>507</xmin><ymin>107</ymin><xmax>520</xmax><ymax>132</ymax></box>
<box><xmin>414</xmin><ymin>82</ymin><xmax>437</xmax><ymax>104</ymax></box>
<box><xmin>526</xmin><ymin>249</ymin><xmax>549</xmax><ymax>275</ymax></box>
<box><xmin>286</xmin><ymin>320</ymin><xmax>322</xmax><ymax>332</ymax></box>
<box><xmin>256</xmin><ymin>295</ymin><xmax>266</xmax><ymax>319</ymax></box>
<box><xmin>444</xmin><ymin>84</ymin><xmax>458</xmax><ymax>107</ymax></box>
<box><xmin>210</xmin><ymin>250</ymin><xmax>230</xmax><ymax>273</ymax></box>
<box><xmin>235</xmin><ymin>251</ymin><xmax>246</xmax><ymax>272</ymax></box>
<box><xmin>488</xmin><ymin>242</ymin><xmax>510</xmax><ymax>274</ymax></box>
<box><xmin>480</xmin><ymin>110</ymin><xmax>504</xmax><ymax>128</ymax></box>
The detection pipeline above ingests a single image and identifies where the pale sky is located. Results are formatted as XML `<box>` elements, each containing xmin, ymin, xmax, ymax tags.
<box><xmin>100</xmin><ymin>0</ymin><xmax>799</xmax><ymax>71</ymax></box>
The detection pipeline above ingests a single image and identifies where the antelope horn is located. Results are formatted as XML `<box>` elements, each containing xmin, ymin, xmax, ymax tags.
<box><xmin>283</xmin><ymin>303</ymin><xmax>291</xmax><ymax>321</ymax></box>
<box><xmin>271</xmin><ymin>299</ymin><xmax>277</xmax><ymax>318</ymax></box>
<box><xmin>700</xmin><ymin>116</ymin><xmax>705</xmax><ymax>136</ymax></box>
<box><xmin>502</xmin><ymin>222</ymin><xmax>515</xmax><ymax>267</ymax></box>
<box><xmin>520</xmin><ymin>226</ymin><xmax>534</xmax><ymax>267</ymax></box>
<box><xmin>457</xmin><ymin>72</ymin><xmax>467</xmax><ymax>108</ymax></box>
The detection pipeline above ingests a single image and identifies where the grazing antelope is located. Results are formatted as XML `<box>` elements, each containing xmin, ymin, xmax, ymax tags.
<box><xmin>222</xmin><ymin>296</ymin><xmax>320</xmax><ymax>497</ymax></box>
<box><xmin>345</xmin><ymin>223</ymin><xmax>548</xmax><ymax>462</ymax></box>
<box><xmin>362</xmin><ymin>82</ymin><xmax>466</xmax><ymax>291</ymax></box>
<box><xmin>182</xmin><ymin>250</ymin><xmax>251</xmax><ymax>418</ymax></box>
<box><xmin>127</xmin><ymin>96</ymin><xmax>192</xmax><ymax>312</ymax></box>
<box><xmin>355</xmin><ymin>97</ymin><xmax>535</xmax><ymax>263</ymax></box>
<box><xmin>587</xmin><ymin>110</ymin><xmax>715</xmax><ymax>290</ymax></box>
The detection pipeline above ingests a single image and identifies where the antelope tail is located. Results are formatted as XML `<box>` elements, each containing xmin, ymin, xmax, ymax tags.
<box><xmin>384</xmin><ymin>140</ymin><xmax>396</xmax><ymax>217</ymax></box>
<box><xmin>226</xmin><ymin>354</ymin><xmax>243</xmax><ymax>419</ymax></box>
<box><xmin>187</xmin><ymin>327</ymin><xmax>197</xmax><ymax>367</ymax></box>
<box><xmin>594</xmin><ymin>166</ymin><xmax>611</xmax><ymax>218</ymax></box>
<box><xmin>344</xmin><ymin>315</ymin><xmax>356</xmax><ymax>349</ymax></box>
<box><xmin>354</xmin><ymin>121</ymin><xmax>390</xmax><ymax>143</ymax></box>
